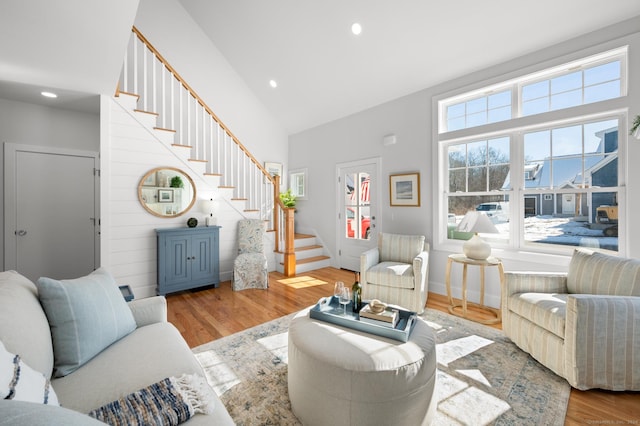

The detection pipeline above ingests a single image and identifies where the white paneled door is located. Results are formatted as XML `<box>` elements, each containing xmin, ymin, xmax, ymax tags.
<box><xmin>4</xmin><ymin>144</ymin><xmax>99</xmax><ymax>282</ymax></box>
<box><xmin>336</xmin><ymin>158</ymin><xmax>380</xmax><ymax>271</ymax></box>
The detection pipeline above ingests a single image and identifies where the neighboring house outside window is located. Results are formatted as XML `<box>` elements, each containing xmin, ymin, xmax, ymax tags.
<box><xmin>437</xmin><ymin>47</ymin><xmax>626</xmax><ymax>256</ymax></box>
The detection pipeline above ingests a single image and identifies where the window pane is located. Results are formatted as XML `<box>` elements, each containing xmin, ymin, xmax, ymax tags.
<box><xmin>467</xmin><ymin>111</ymin><xmax>487</xmax><ymax>127</ymax></box>
<box><xmin>489</xmin><ymin>165</ymin><xmax>510</xmax><ymax>191</ymax></box>
<box><xmin>467</xmin><ymin>141</ymin><xmax>487</xmax><ymax>166</ymax></box>
<box><xmin>552</xmin><ymin>125</ymin><xmax>582</xmax><ymax>156</ymax></box>
<box><xmin>466</xmin><ymin>97</ymin><xmax>486</xmax><ymax>114</ymax></box>
<box><xmin>449</xmin><ymin>169</ymin><xmax>466</xmax><ymax>192</ymax></box>
<box><xmin>468</xmin><ymin>167</ymin><xmax>487</xmax><ymax>192</ymax></box>
<box><xmin>448</xmin><ymin>116</ymin><xmax>465</xmax><ymax>131</ymax></box>
<box><xmin>488</xmin><ymin>137</ymin><xmax>509</xmax><ymax>164</ymax></box>
<box><xmin>584</xmin><ymin>81</ymin><xmax>620</xmax><ymax>103</ymax></box>
<box><xmin>448</xmin><ymin>103</ymin><xmax>465</xmax><ymax>119</ymax></box>
<box><xmin>488</xmin><ymin>106</ymin><xmax>511</xmax><ymax>123</ymax></box>
<box><xmin>551</xmin><ymin>71</ymin><xmax>581</xmax><ymax>94</ymax></box>
<box><xmin>524</xmin><ymin>130</ymin><xmax>550</xmax><ymax>161</ymax></box>
<box><xmin>552</xmin><ymin>157</ymin><xmax>583</xmax><ymax>187</ymax></box>
<box><xmin>551</xmin><ymin>89</ymin><xmax>582</xmax><ymax>110</ymax></box>
<box><xmin>584</xmin><ymin>119</ymin><xmax>618</xmax><ymax>153</ymax></box>
<box><xmin>522</xmin><ymin>98</ymin><xmax>549</xmax><ymax>116</ymax></box>
<box><xmin>589</xmin><ymin>154</ymin><xmax>618</xmax><ymax>188</ymax></box>
<box><xmin>523</xmin><ymin>191</ymin><xmax>618</xmax><ymax>252</ymax></box>
<box><xmin>584</xmin><ymin>61</ymin><xmax>620</xmax><ymax>86</ymax></box>
<box><xmin>448</xmin><ymin>145</ymin><xmax>466</xmax><ymax>168</ymax></box>
<box><xmin>488</xmin><ymin>91</ymin><xmax>511</xmax><ymax>108</ymax></box>
<box><xmin>447</xmin><ymin>195</ymin><xmax>510</xmax><ymax>242</ymax></box>
<box><xmin>522</xmin><ymin>81</ymin><xmax>549</xmax><ymax>101</ymax></box>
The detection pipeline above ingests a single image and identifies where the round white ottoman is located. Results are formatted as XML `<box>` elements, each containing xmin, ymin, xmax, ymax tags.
<box><xmin>288</xmin><ymin>308</ymin><xmax>437</xmax><ymax>426</ymax></box>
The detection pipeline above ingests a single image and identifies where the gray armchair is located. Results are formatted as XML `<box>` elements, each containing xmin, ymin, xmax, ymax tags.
<box><xmin>502</xmin><ymin>248</ymin><xmax>640</xmax><ymax>390</ymax></box>
<box><xmin>360</xmin><ymin>233</ymin><xmax>429</xmax><ymax>314</ymax></box>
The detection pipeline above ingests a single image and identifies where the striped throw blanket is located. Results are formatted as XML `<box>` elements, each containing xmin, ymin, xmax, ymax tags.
<box><xmin>88</xmin><ymin>374</ymin><xmax>215</xmax><ymax>426</ymax></box>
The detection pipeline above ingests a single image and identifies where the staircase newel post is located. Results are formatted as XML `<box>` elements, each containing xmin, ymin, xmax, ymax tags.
<box><xmin>283</xmin><ymin>208</ymin><xmax>296</xmax><ymax>277</ymax></box>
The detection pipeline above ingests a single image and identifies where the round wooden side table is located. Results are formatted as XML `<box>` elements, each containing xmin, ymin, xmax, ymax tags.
<box><xmin>445</xmin><ymin>253</ymin><xmax>504</xmax><ymax>325</ymax></box>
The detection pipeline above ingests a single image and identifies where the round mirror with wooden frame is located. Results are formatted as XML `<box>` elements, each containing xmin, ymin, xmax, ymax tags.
<box><xmin>138</xmin><ymin>167</ymin><xmax>196</xmax><ymax>218</ymax></box>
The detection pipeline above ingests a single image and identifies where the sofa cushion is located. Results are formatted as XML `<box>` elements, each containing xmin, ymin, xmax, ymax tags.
<box><xmin>366</xmin><ymin>262</ymin><xmax>416</xmax><ymax>289</ymax></box>
<box><xmin>507</xmin><ymin>293</ymin><xmax>568</xmax><ymax>339</ymax></box>
<box><xmin>50</xmin><ymin>322</ymin><xmax>230</xmax><ymax>420</ymax></box>
<box><xmin>568</xmin><ymin>249</ymin><xmax>640</xmax><ymax>296</ymax></box>
<box><xmin>0</xmin><ymin>271</ymin><xmax>54</xmax><ymax>379</ymax></box>
<box><xmin>0</xmin><ymin>340</ymin><xmax>58</xmax><ymax>405</ymax></box>
<box><xmin>0</xmin><ymin>400</ymin><xmax>105</xmax><ymax>426</ymax></box>
<box><xmin>379</xmin><ymin>233</ymin><xmax>425</xmax><ymax>264</ymax></box>
<box><xmin>36</xmin><ymin>268</ymin><xmax>137</xmax><ymax>378</ymax></box>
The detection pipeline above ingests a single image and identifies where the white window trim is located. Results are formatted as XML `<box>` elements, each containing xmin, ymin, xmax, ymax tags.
<box><xmin>289</xmin><ymin>168</ymin><xmax>308</xmax><ymax>200</ymax></box>
<box><xmin>433</xmin><ymin>45</ymin><xmax>630</xmax><ymax>263</ymax></box>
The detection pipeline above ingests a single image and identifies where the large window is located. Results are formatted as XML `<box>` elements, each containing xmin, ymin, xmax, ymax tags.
<box><xmin>439</xmin><ymin>48</ymin><xmax>626</xmax><ymax>255</ymax></box>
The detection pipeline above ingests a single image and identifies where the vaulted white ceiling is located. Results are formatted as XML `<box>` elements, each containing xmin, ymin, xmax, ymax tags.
<box><xmin>180</xmin><ymin>0</ymin><xmax>640</xmax><ymax>134</ymax></box>
<box><xmin>0</xmin><ymin>0</ymin><xmax>139</xmax><ymax>112</ymax></box>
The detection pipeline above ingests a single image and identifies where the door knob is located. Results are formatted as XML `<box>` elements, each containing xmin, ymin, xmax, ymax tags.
<box><xmin>15</xmin><ymin>230</ymin><xmax>27</xmax><ymax>236</ymax></box>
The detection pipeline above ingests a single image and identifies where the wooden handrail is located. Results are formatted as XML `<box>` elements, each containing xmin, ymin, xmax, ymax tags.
<box><xmin>122</xmin><ymin>27</ymin><xmax>296</xmax><ymax>275</ymax></box>
<box><xmin>128</xmin><ymin>27</ymin><xmax>276</xmax><ymax>185</ymax></box>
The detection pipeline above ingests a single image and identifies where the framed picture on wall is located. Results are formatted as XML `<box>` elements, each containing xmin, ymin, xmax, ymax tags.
<box><xmin>158</xmin><ymin>189</ymin><xmax>174</xmax><ymax>203</ymax></box>
<box><xmin>265</xmin><ymin>162</ymin><xmax>283</xmax><ymax>177</ymax></box>
<box><xmin>389</xmin><ymin>173</ymin><xmax>420</xmax><ymax>206</ymax></box>
<box><xmin>265</xmin><ymin>161</ymin><xmax>284</xmax><ymax>187</ymax></box>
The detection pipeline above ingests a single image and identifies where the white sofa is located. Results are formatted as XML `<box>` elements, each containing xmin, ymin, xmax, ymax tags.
<box><xmin>0</xmin><ymin>269</ymin><xmax>235</xmax><ymax>425</ymax></box>
<box><xmin>502</xmin><ymin>249</ymin><xmax>640</xmax><ymax>391</ymax></box>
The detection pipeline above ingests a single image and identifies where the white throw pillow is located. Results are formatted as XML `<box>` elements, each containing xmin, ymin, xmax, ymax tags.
<box><xmin>0</xmin><ymin>340</ymin><xmax>59</xmax><ymax>405</ymax></box>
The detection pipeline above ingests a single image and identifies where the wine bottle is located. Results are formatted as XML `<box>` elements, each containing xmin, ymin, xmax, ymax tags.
<box><xmin>352</xmin><ymin>272</ymin><xmax>362</xmax><ymax>313</ymax></box>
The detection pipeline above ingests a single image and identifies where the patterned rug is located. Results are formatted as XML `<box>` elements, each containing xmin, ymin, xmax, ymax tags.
<box><xmin>193</xmin><ymin>309</ymin><xmax>570</xmax><ymax>425</ymax></box>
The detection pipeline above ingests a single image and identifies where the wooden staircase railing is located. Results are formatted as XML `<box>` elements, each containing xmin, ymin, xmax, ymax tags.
<box><xmin>118</xmin><ymin>26</ymin><xmax>296</xmax><ymax>276</ymax></box>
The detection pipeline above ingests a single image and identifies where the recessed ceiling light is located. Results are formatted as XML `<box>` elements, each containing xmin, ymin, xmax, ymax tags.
<box><xmin>41</xmin><ymin>91</ymin><xmax>57</xmax><ymax>98</ymax></box>
<box><xmin>269</xmin><ymin>80</ymin><xmax>278</xmax><ymax>88</ymax></box>
<box><xmin>351</xmin><ymin>22</ymin><xmax>362</xmax><ymax>35</ymax></box>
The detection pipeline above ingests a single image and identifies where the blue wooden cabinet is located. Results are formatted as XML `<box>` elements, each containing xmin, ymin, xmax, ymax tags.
<box><xmin>156</xmin><ymin>226</ymin><xmax>221</xmax><ymax>295</ymax></box>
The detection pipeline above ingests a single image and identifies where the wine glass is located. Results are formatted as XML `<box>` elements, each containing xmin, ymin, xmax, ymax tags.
<box><xmin>334</xmin><ymin>282</ymin><xmax>344</xmax><ymax>311</ymax></box>
<box><xmin>339</xmin><ymin>288</ymin><xmax>351</xmax><ymax>316</ymax></box>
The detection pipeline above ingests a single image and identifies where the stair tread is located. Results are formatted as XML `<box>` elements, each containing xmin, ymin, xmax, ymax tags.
<box><xmin>116</xmin><ymin>91</ymin><xmax>139</xmax><ymax>99</ymax></box>
<box><xmin>297</xmin><ymin>255</ymin><xmax>330</xmax><ymax>265</ymax></box>
<box><xmin>153</xmin><ymin>127</ymin><xmax>176</xmax><ymax>133</ymax></box>
<box><xmin>134</xmin><ymin>109</ymin><xmax>158</xmax><ymax>116</ymax></box>
<box><xmin>296</xmin><ymin>244</ymin><xmax>322</xmax><ymax>252</ymax></box>
<box><xmin>295</xmin><ymin>233</ymin><xmax>315</xmax><ymax>239</ymax></box>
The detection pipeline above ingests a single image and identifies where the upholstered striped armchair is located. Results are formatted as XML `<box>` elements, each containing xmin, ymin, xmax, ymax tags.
<box><xmin>502</xmin><ymin>248</ymin><xmax>640</xmax><ymax>390</ymax></box>
<box><xmin>360</xmin><ymin>233</ymin><xmax>429</xmax><ymax>314</ymax></box>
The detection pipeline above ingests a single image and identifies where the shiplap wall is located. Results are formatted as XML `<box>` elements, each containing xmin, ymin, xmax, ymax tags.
<box><xmin>101</xmin><ymin>96</ymin><xmax>275</xmax><ymax>298</ymax></box>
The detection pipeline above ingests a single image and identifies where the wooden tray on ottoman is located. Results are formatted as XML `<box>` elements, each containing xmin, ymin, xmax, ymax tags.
<box><xmin>308</xmin><ymin>296</ymin><xmax>418</xmax><ymax>342</ymax></box>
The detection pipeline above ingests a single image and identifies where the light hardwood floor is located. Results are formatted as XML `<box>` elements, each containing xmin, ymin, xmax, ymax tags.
<box><xmin>166</xmin><ymin>267</ymin><xmax>639</xmax><ymax>425</ymax></box>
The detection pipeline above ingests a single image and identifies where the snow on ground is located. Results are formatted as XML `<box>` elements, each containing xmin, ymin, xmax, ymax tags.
<box><xmin>494</xmin><ymin>216</ymin><xmax>618</xmax><ymax>251</ymax></box>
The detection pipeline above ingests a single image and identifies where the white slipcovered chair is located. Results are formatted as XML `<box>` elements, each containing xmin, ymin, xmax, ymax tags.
<box><xmin>502</xmin><ymin>248</ymin><xmax>640</xmax><ymax>390</ymax></box>
<box><xmin>232</xmin><ymin>219</ymin><xmax>268</xmax><ymax>291</ymax></box>
<box><xmin>360</xmin><ymin>233</ymin><xmax>429</xmax><ymax>314</ymax></box>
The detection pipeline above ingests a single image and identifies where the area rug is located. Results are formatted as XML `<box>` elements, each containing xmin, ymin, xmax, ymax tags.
<box><xmin>193</xmin><ymin>309</ymin><xmax>570</xmax><ymax>425</ymax></box>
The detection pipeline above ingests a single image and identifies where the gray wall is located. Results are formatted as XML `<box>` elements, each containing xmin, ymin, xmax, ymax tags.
<box><xmin>289</xmin><ymin>17</ymin><xmax>640</xmax><ymax>307</ymax></box>
<box><xmin>0</xmin><ymin>98</ymin><xmax>100</xmax><ymax>270</ymax></box>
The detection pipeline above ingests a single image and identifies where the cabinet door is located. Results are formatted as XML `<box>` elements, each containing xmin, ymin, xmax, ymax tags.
<box><xmin>191</xmin><ymin>232</ymin><xmax>213</xmax><ymax>283</ymax></box>
<box><xmin>163</xmin><ymin>234</ymin><xmax>191</xmax><ymax>286</ymax></box>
